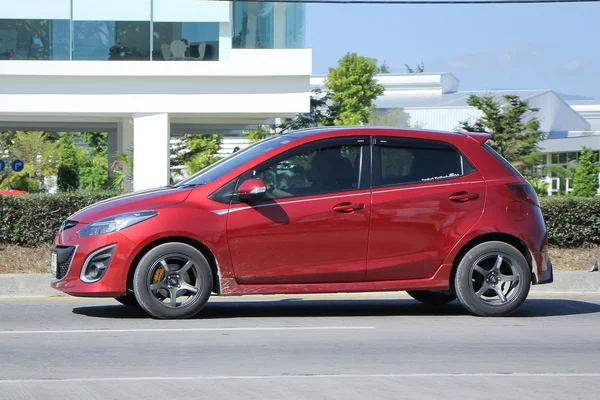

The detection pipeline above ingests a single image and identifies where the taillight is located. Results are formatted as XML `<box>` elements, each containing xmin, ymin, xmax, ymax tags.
<box><xmin>506</xmin><ymin>183</ymin><xmax>539</xmax><ymax>206</ymax></box>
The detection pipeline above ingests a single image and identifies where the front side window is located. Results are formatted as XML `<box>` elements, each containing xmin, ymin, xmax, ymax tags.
<box><xmin>376</xmin><ymin>142</ymin><xmax>470</xmax><ymax>187</ymax></box>
<box><xmin>252</xmin><ymin>143</ymin><xmax>362</xmax><ymax>199</ymax></box>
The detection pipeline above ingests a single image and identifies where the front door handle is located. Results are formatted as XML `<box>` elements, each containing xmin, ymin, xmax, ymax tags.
<box><xmin>332</xmin><ymin>202</ymin><xmax>364</xmax><ymax>213</ymax></box>
<box><xmin>449</xmin><ymin>191</ymin><xmax>479</xmax><ymax>203</ymax></box>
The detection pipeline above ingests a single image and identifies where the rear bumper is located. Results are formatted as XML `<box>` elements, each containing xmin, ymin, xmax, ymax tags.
<box><xmin>533</xmin><ymin>250</ymin><xmax>553</xmax><ymax>285</ymax></box>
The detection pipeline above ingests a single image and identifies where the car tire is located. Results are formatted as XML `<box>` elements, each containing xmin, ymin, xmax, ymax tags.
<box><xmin>133</xmin><ymin>242</ymin><xmax>213</xmax><ymax>319</ymax></box>
<box><xmin>406</xmin><ymin>290</ymin><xmax>456</xmax><ymax>305</ymax></box>
<box><xmin>454</xmin><ymin>241</ymin><xmax>531</xmax><ymax>317</ymax></box>
<box><xmin>114</xmin><ymin>293</ymin><xmax>140</xmax><ymax>307</ymax></box>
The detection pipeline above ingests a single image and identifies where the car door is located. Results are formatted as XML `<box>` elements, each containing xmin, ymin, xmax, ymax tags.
<box><xmin>366</xmin><ymin>136</ymin><xmax>485</xmax><ymax>281</ymax></box>
<box><xmin>227</xmin><ymin>137</ymin><xmax>371</xmax><ymax>284</ymax></box>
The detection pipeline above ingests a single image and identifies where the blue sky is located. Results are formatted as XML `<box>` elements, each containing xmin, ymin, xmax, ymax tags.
<box><xmin>306</xmin><ymin>2</ymin><xmax>600</xmax><ymax>99</ymax></box>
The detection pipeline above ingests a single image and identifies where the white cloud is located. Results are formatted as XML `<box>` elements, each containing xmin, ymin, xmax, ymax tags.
<box><xmin>561</xmin><ymin>59</ymin><xmax>590</xmax><ymax>74</ymax></box>
<box><xmin>444</xmin><ymin>42</ymin><xmax>536</xmax><ymax>70</ymax></box>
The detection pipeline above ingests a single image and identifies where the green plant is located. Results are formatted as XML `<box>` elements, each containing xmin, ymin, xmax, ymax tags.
<box><xmin>110</xmin><ymin>150</ymin><xmax>133</xmax><ymax>193</ymax></box>
<box><xmin>0</xmin><ymin>191</ymin><xmax>117</xmax><ymax>246</ymax></box>
<box><xmin>57</xmin><ymin>135</ymin><xmax>80</xmax><ymax>191</ymax></box>
<box><xmin>405</xmin><ymin>62</ymin><xmax>424</xmax><ymax>73</ymax></box>
<box><xmin>572</xmin><ymin>147</ymin><xmax>599</xmax><ymax>197</ymax></box>
<box><xmin>540</xmin><ymin>197</ymin><xmax>600</xmax><ymax>247</ymax></box>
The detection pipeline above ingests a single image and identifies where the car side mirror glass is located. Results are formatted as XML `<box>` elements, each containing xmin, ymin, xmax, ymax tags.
<box><xmin>236</xmin><ymin>178</ymin><xmax>267</xmax><ymax>202</ymax></box>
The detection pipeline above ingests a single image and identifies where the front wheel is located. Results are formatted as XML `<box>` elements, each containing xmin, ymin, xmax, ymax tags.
<box><xmin>454</xmin><ymin>241</ymin><xmax>531</xmax><ymax>317</ymax></box>
<box><xmin>133</xmin><ymin>243</ymin><xmax>213</xmax><ymax>319</ymax></box>
<box><xmin>406</xmin><ymin>290</ymin><xmax>456</xmax><ymax>305</ymax></box>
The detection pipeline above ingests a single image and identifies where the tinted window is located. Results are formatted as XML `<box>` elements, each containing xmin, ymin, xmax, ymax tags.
<box><xmin>251</xmin><ymin>144</ymin><xmax>361</xmax><ymax>199</ymax></box>
<box><xmin>377</xmin><ymin>145</ymin><xmax>464</xmax><ymax>186</ymax></box>
<box><xmin>483</xmin><ymin>144</ymin><xmax>523</xmax><ymax>178</ymax></box>
<box><xmin>177</xmin><ymin>136</ymin><xmax>296</xmax><ymax>186</ymax></box>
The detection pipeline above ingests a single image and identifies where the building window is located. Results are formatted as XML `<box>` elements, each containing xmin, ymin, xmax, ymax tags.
<box><xmin>153</xmin><ymin>22</ymin><xmax>219</xmax><ymax>61</ymax></box>
<box><xmin>233</xmin><ymin>1</ymin><xmax>306</xmax><ymax>49</ymax></box>
<box><xmin>0</xmin><ymin>19</ymin><xmax>69</xmax><ymax>60</ymax></box>
<box><xmin>73</xmin><ymin>21</ymin><xmax>151</xmax><ymax>60</ymax></box>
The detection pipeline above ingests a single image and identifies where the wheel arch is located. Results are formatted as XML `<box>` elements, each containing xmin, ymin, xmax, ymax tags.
<box><xmin>125</xmin><ymin>236</ymin><xmax>221</xmax><ymax>295</ymax></box>
<box><xmin>450</xmin><ymin>233</ymin><xmax>535</xmax><ymax>288</ymax></box>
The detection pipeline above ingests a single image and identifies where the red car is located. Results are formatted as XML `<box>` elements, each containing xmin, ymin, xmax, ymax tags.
<box><xmin>51</xmin><ymin>127</ymin><xmax>553</xmax><ymax>319</ymax></box>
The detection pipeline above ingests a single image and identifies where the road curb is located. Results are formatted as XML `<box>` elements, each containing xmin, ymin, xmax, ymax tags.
<box><xmin>1</xmin><ymin>271</ymin><xmax>600</xmax><ymax>299</ymax></box>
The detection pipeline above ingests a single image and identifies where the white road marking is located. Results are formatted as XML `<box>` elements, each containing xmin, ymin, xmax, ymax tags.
<box><xmin>1</xmin><ymin>373</ymin><xmax>599</xmax><ymax>384</ymax></box>
<box><xmin>0</xmin><ymin>326</ymin><xmax>375</xmax><ymax>335</ymax></box>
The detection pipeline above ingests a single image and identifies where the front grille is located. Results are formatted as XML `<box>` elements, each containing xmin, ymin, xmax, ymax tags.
<box><xmin>53</xmin><ymin>246</ymin><xmax>76</xmax><ymax>280</ymax></box>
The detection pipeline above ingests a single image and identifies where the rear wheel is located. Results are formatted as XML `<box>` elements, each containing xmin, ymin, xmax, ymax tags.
<box><xmin>454</xmin><ymin>241</ymin><xmax>531</xmax><ymax>317</ymax></box>
<box><xmin>406</xmin><ymin>290</ymin><xmax>456</xmax><ymax>305</ymax></box>
<box><xmin>133</xmin><ymin>243</ymin><xmax>213</xmax><ymax>319</ymax></box>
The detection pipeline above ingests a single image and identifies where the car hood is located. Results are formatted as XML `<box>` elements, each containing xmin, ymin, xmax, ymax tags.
<box><xmin>68</xmin><ymin>186</ymin><xmax>194</xmax><ymax>223</ymax></box>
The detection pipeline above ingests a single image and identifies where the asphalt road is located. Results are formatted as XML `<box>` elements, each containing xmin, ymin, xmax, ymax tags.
<box><xmin>1</xmin><ymin>294</ymin><xmax>600</xmax><ymax>400</ymax></box>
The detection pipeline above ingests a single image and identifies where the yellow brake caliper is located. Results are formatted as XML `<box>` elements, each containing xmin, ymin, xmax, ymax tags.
<box><xmin>153</xmin><ymin>266</ymin><xmax>165</xmax><ymax>295</ymax></box>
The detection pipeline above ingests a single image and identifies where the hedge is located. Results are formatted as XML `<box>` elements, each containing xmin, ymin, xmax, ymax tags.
<box><xmin>1</xmin><ymin>192</ymin><xmax>599</xmax><ymax>248</ymax></box>
<box><xmin>0</xmin><ymin>191</ymin><xmax>116</xmax><ymax>246</ymax></box>
<box><xmin>540</xmin><ymin>197</ymin><xmax>600</xmax><ymax>248</ymax></box>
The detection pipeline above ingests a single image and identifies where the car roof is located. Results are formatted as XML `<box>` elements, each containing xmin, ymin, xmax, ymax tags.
<box><xmin>285</xmin><ymin>126</ymin><xmax>463</xmax><ymax>139</ymax></box>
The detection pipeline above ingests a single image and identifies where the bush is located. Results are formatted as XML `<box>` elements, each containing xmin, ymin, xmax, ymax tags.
<box><xmin>2</xmin><ymin>191</ymin><xmax>600</xmax><ymax>248</ymax></box>
<box><xmin>0</xmin><ymin>191</ymin><xmax>116</xmax><ymax>246</ymax></box>
<box><xmin>540</xmin><ymin>197</ymin><xmax>600</xmax><ymax>247</ymax></box>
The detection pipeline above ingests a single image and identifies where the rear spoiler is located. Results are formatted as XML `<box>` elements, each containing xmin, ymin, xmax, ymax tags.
<box><xmin>461</xmin><ymin>131</ymin><xmax>491</xmax><ymax>145</ymax></box>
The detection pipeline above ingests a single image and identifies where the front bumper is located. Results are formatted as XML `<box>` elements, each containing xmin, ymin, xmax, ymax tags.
<box><xmin>50</xmin><ymin>230</ymin><xmax>137</xmax><ymax>297</ymax></box>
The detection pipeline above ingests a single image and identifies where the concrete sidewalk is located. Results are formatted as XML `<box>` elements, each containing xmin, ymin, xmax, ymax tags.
<box><xmin>1</xmin><ymin>271</ymin><xmax>600</xmax><ymax>299</ymax></box>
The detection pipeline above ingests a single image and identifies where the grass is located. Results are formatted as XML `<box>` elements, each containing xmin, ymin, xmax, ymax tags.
<box><xmin>1</xmin><ymin>244</ymin><xmax>598</xmax><ymax>274</ymax></box>
<box><xmin>0</xmin><ymin>244</ymin><xmax>53</xmax><ymax>274</ymax></box>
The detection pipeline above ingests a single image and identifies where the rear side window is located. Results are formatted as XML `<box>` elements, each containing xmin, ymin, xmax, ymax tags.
<box><xmin>374</xmin><ymin>138</ymin><xmax>475</xmax><ymax>187</ymax></box>
<box><xmin>483</xmin><ymin>144</ymin><xmax>523</xmax><ymax>178</ymax></box>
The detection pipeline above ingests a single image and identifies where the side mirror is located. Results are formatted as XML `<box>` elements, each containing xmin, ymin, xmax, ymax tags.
<box><xmin>237</xmin><ymin>178</ymin><xmax>267</xmax><ymax>202</ymax></box>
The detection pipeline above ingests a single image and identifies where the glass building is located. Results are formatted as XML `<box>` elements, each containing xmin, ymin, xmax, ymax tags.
<box><xmin>0</xmin><ymin>0</ymin><xmax>305</xmax><ymax>61</ymax></box>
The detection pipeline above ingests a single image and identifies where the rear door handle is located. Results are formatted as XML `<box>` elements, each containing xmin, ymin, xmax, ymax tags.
<box><xmin>332</xmin><ymin>202</ymin><xmax>364</xmax><ymax>213</ymax></box>
<box><xmin>449</xmin><ymin>191</ymin><xmax>479</xmax><ymax>203</ymax></box>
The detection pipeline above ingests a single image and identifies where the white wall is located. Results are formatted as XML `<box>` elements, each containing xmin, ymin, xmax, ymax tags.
<box><xmin>404</xmin><ymin>107</ymin><xmax>482</xmax><ymax>131</ymax></box>
<box><xmin>0</xmin><ymin>49</ymin><xmax>312</xmax><ymax>115</ymax></box>
<box><xmin>0</xmin><ymin>0</ymin><xmax>71</xmax><ymax>19</ymax></box>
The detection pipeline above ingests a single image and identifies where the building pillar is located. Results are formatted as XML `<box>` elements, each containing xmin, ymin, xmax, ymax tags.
<box><xmin>219</xmin><ymin>4</ymin><xmax>232</xmax><ymax>61</ymax></box>
<box><xmin>133</xmin><ymin>113</ymin><xmax>170</xmax><ymax>191</ymax></box>
<box><xmin>109</xmin><ymin>120</ymin><xmax>134</xmax><ymax>192</ymax></box>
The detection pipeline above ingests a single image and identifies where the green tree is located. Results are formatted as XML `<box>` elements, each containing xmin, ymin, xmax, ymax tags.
<box><xmin>572</xmin><ymin>147</ymin><xmax>599</xmax><ymax>197</ymax></box>
<box><xmin>459</xmin><ymin>94</ymin><xmax>545</xmax><ymax>174</ymax></box>
<box><xmin>57</xmin><ymin>135</ymin><xmax>80</xmax><ymax>191</ymax></box>
<box><xmin>170</xmin><ymin>134</ymin><xmax>222</xmax><ymax>176</ymax></box>
<box><xmin>405</xmin><ymin>63</ymin><xmax>424</xmax><ymax>73</ymax></box>
<box><xmin>80</xmin><ymin>132</ymin><xmax>108</xmax><ymax>156</ymax></box>
<box><xmin>379</xmin><ymin>60</ymin><xmax>391</xmax><ymax>74</ymax></box>
<box><xmin>79</xmin><ymin>153</ymin><xmax>109</xmax><ymax>190</ymax></box>
<box><xmin>324</xmin><ymin>53</ymin><xmax>384</xmax><ymax>126</ymax></box>
<box><xmin>243</xmin><ymin>125</ymin><xmax>274</xmax><ymax>142</ymax></box>
<box><xmin>9</xmin><ymin>131</ymin><xmax>59</xmax><ymax>191</ymax></box>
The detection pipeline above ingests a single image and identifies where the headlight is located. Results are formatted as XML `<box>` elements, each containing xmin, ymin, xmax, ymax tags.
<box><xmin>78</xmin><ymin>210</ymin><xmax>158</xmax><ymax>237</ymax></box>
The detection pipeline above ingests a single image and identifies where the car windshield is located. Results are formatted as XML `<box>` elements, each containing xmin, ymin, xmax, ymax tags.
<box><xmin>176</xmin><ymin>135</ymin><xmax>296</xmax><ymax>186</ymax></box>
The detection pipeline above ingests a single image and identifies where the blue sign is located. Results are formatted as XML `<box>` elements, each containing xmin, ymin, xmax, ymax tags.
<box><xmin>0</xmin><ymin>160</ymin><xmax>4</xmax><ymax>172</ymax></box>
<box><xmin>11</xmin><ymin>159</ymin><xmax>24</xmax><ymax>172</ymax></box>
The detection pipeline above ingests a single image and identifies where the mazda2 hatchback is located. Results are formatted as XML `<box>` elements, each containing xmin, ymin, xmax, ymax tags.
<box><xmin>51</xmin><ymin>127</ymin><xmax>553</xmax><ymax>319</ymax></box>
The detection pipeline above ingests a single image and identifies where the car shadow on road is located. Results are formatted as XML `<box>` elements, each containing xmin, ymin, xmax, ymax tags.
<box><xmin>71</xmin><ymin>298</ymin><xmax>600</xmax><ymax>320</ymax></box>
